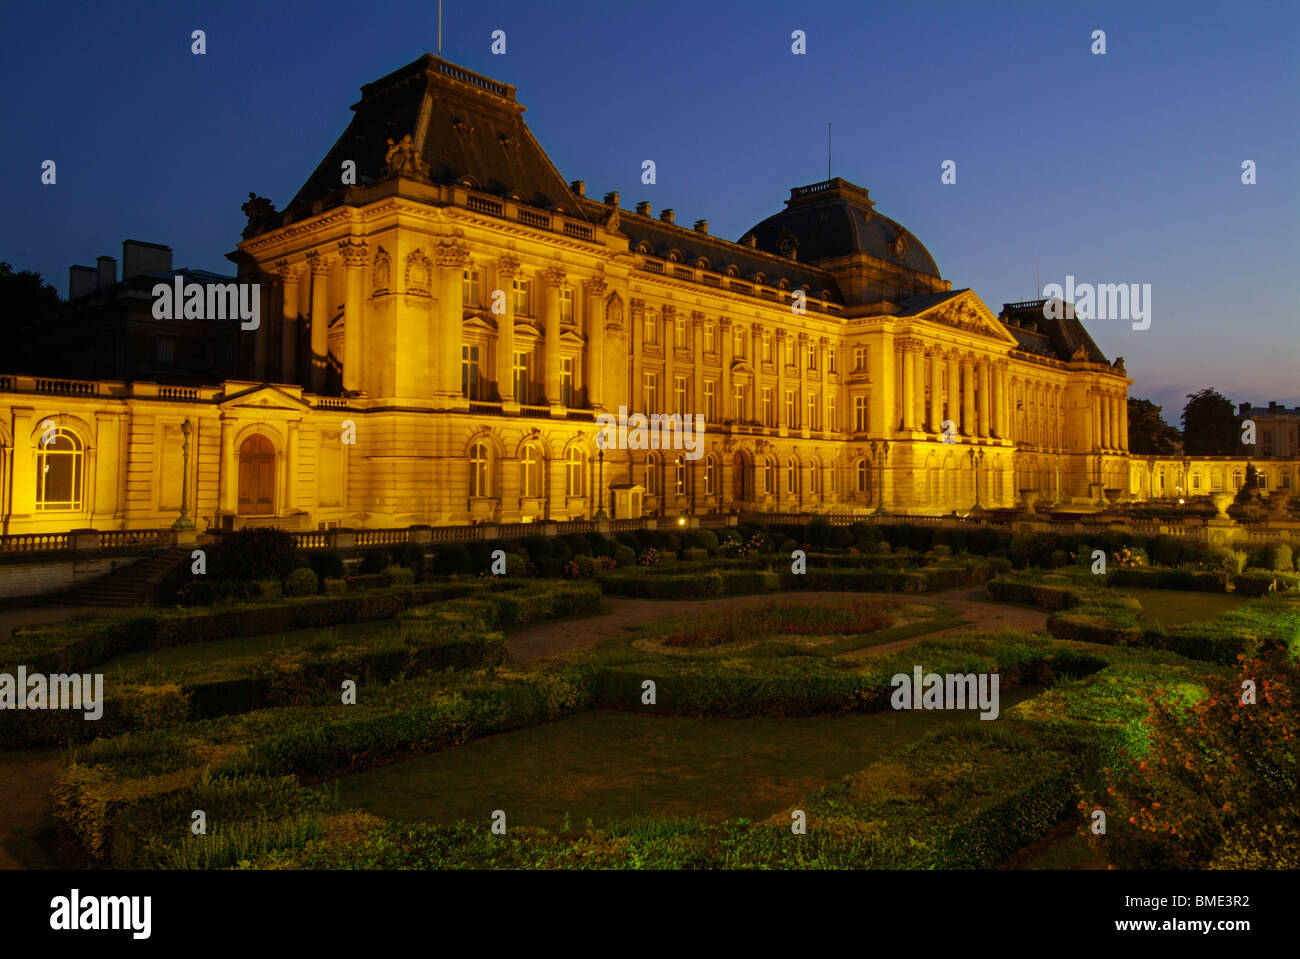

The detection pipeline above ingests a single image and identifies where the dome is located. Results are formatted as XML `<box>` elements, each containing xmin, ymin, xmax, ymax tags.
<box><xmin>744</xmin><ymin>178</ymin><xmax>941</xmax><ymax>277</ymax></box>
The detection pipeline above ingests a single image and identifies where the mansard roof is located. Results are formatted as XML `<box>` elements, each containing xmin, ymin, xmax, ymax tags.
<box><xmin>999</xmin><ymin>300</ymin><xmax>1110</xmax><ymax>364</ymax></box>
<box><xmin>289</xmin><ymin>55</ymin><xmax>585</xmax><ymax>215</ymax></box>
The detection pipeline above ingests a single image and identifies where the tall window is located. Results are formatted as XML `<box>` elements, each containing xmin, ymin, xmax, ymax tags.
<box><xmin>512</xmin><ymin>277</ymin><xmax>532</xmax><ymax>317</ymax></box>
<box><xmin>643</xmin><ymin>373</ymin><xmax>658</xmax><ymax>413</ymax></box>
<box><xmin>469</xmin><ymin>443</ymin><xmax>490</xmax><ymax>497</ymax></box>
<box><xmin>764</xmin><ymin>457</ymin><xmax>775</xmax><ymax>494</ymax></box>
<box><xmin>566</xmin><ymin>448</ymin><xmax>585</xmax><ymax>497</ymax></box>
<box><xmin>674</xmin><ymin>455</ymin><xmax>686</xmax><ymax>494</ymax></box>
<box><xmin>461</xmin><ymin>345</ymin><xmax>480</xmax><ymax>399</ymax></box>
<box><xmin>1258</xmin><ymin>472</ymin><xmax>1270</xmax><ymax>491</ymax></box>
<box><xmin>854</xmin><ymin>395</ymin><xmax>868</xmax><ymax>432</ymax></box>
<box><xmin>857</xmin><ymin>460</ymin><xmax>869</xmax><ymax>493</ymax></box>
<box><xmin>808</xmin><ymin>393</ymin><xmax>818</xmax><ymax>431</ymax></box>
<box><xmin>513</xmin><ymin>351</ymin><xmax>529</xmax><ymax>404</ymax></box>
<box><xmin>674</xmin><ymin>375</ymin><xmax>687</xmax><ymax>414</ymax></box>
<box><xmin>645</xmin><ymin>453</ymin><xmax>659</xmax><ymax>496</ymax></box>
<box><xmin>826</xmin><ymin>395</ymin><xmax>836</xmax><ymax>432</ymax></box>
<box><xmin>1232</xmin><ymin>469</ymin><xmax>1242</xmax><ymax>490</ymax></box>
<box><xmin>705</xmin><ymin>455</ymin><xmax>717</xmax><ymax>495</ymax></box>
<box><xmin>521</xmin><ymin>446</ymin><xmax>543</xmax><ymax>498</ymax></box>
<box><xmin>828</xmin><ymin>349</ymin><xmax>836</xmax><ymax>374</ymax></box>
<box><xmin>808</xmin><ymin>344</ymin><xmax>817</xmax><ymax>370</ymax></box>
<box><xmin>559</xmin><ymin>288</ymin><xmax>573</xmax><ymax>325</ymax></box>
<box><xmin>35</xmin><ymin>430</ymin><xmax>83</xmax><ymax>511</ymax></box>
<box><xmin>733</xmin><ymin>326</ymin><xmax>746</xmax><ymax>358</ymax></box>
<box><xmin>462</xmin><ymin>267</ymin><xmax>480</xmax><ymax>306</ymax></box>
<box><xmin>787</xmin><ymin>458</ymin><xmax>800</xmax><ymax>495</ymax></box>
<box><xmin>853</xmin><ymin>346</ymin><xmax>867</xmax><ymax>372</ymax></box>
<box><xmin>785</xmin><ymin>389</ymin><xmax>796</xmax><ymax>428</ymax></box>
<box><xmin>762</xmin><ymin>332</ymin><xmax>773</xmax><ymax>362</ymax></box>
<box><xmin>810</xmin><ymin>463</ymin><xmax>822</xmax><ymax>495</ymax></box>
<box><xmin>674</xmin><ymin>314</ymin><xmax>687</xmax><ymax>349</ymax></box>
<box><xmin>704</xmin><ymin>323</ymin><xmax>716</xmax><ymax>353</ymax></box>
<box><xmin>704</xmin><ymin>381</ymin><xmax>716</xmax><ymax>422</ymax></box>
<box><xmin>733</xmin><ymin>383</ymin><xmax>746</xmax><ymax>422</ymax></box>
<box><xmin>645</xmin><ymin>311</ymin><xmax>658</xmax><ymax>345</ymax></box>
<box><xmin>560</xmin><ymin>357</ymin><xmax>574</xmax><ymax>407</ymax></box>
<box><xmin>762</xmin><ymin>387</ymin><xmax>773</xmax><ymax>427</ymax></box>
<box><xmin>784</xmin><ymin>338</ymin><xmax>794</xmax><ymax>366</ymax></box>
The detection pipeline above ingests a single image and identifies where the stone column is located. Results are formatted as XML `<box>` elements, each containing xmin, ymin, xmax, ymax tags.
<box><xmin>1100</xmin><ymin>394</ymin><xmax>1111</xmax><ymax>450</ymax></box>
<box><xmin>663</xmin><ymin>305</ymin><xmax>676</xmax><ymax>413</ymax></box>
<box><xmin>252</xmin><ymin>272</ymin><xmax>269</xmax><ymax>381</ymax></box>
<box><xmin>900</xmin><ymin>341</ymin><xmax>915</xmax><ymax>430</ymax></box>
<box><xmin>796</xmin><ymin>332</ymin><xmax>808</xmax><ymax>431</ymax></box>
<box><xmin>631</xmin><ymin>301</ymin><xmax>643</xmax><ymax>413</ymax></box>
<box><xmin>912</xmin><ymin>347</ymin><xmax>925</xmax><ymax>431</ymax></box>
<box><xmin>8</xmin><ymin>408</ymin><xmax>36</xmax><ymax>518</ymax></box>
<box><xmin>817</xmin><ymin>337</ymin><xmax>827</xmax><ymax>381</ymax></box>
<box><xmin>978</xmin><ymin>359</ymin><xmax>991</xmax><ymax>438</ymax></box>
<box><xmin>277</xmin><ymin>261</ymin><xmax>301</xmax><ymax>385</ymax></box>
<box><xmin>219</xmin><ymin>415</ymin><xmax>237</xmax><ymax>515</ymax></box>
<box><xmin>928</xmin><ymin>348</ymin><xmax>943</xmax><ymax>433</ymax></box>
<box><xmin>776</xmin><ymin>330</ymin><xmax>787</xmax><ymax>430</ymax></box>
<box><xmin>307</xmin><ymin>252</ymin><xmax>331</xmax><ymax>394</ymax></box>
<box><xmin>691</xmin><ymin>312</ymin><xmax>704</xmax><ymax>414</ymax></box>
<box><xmin>1110</xmin><ymin>394</ymin><xmax>1121</xmax><ymax>449</ymax></box>
<box><xmin>434</xmin><ymin>241</ymin><xmax>469</xmax><ymax>399</ymax></box>
<box><xmin>496</xmin><ymin>256</ymin><xmax>520</xmax><ymax>403</ymax></box>
<box><xmin>286</xmin><ymin>420</ymin><xmax>300</xmax><ymax>512</ymax></box>
<box><xmin>339</xmin><ymin>239</ymin><xmax>367</xmax><ymax>394</ymax></box>
<box><xmin>721</xmin><ymin>318</ymin><xmax>734</xmax><ymax>420</ymax></box>
<box><xmin>961</xmin><ymin>355</ymin><xmax>975</xmax><ymax>437</ymax></box>
<box><xmin>1119</xmin><ymin>393</ymin><xmax>1129</xmax><ymax>451</ymax></box>
<box><xmin>992</xmin><ymin>362</ymin><xmax>1007</xmax><ymax>438</ymax></box>
<box><xmin>542</xmin><ymin>267</ymin><xmax>565</xmax><ymax>407</ymax></box>
<box><xmin>877</xmin><ymin>332</ymin><xmax>895</xmax><ymax>435</ymax></box>
<box><xmin>946</xmin><ymin>350</ymin><xmax>961</xmax><ymax>436</ymax></box>
<box><xmin>584</xmin><ymin>275</ymin><xmax>606</xmax><ymax>409</ymax></box>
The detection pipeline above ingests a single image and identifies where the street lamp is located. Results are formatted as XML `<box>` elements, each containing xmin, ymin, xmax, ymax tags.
<box><xmin>172</xmin><ymin>418</ymin><xmax>196</xmax><ymax>531</ymax></box>
<box><xmin>968</xmin><ymin>447</ymin><xmax>985</xmax><ymax>510</ymax></box>
<box><xmin>594</xmin><ymin>431</ymin><xmax>607</xmax><ymax>520</ymax></box>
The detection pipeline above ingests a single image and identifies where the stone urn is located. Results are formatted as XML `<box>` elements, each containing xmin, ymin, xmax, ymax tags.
<box><xmin>1268</xmin><ymin>491</ymin><xmax>1292</xmax><ymax>516</ymax></box>
<box><xmin>1020</xmin><ymin>490</ymin><xmax>1039</xmax><ymax>515</ymax></box>
<box><xmin>1103</xmin><ymin>488</ymin><xmax>1121</xmax><ymax>507</ymax></box>
<box><xmin>1210</xmin><ymin>492</ymin><xmax>1234</xmax><ymax>519</ymax></box>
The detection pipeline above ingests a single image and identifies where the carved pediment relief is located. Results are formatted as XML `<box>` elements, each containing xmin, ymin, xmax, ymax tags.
<box><xmin>218</xmin><ymin>383</ymin><xmax>312</xmax><ymax>412</ymax></box>
<box><xmin>919</xmin><ymin>293</ymin><xmax>1018</xmax><ymax>345</ymax></box>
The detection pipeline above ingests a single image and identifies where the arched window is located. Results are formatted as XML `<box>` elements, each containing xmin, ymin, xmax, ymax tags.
<box><xmin>810</xmin><ymin>462</ymin><xmax>822</xmax><ymax>495</ymax></box>
<box><xmin>705</xmin><ymin>455</ymin><xmax>717</xmax><ymax>496</ymax></box>
<box><xmin>1232</xmin><ymin>469</ymin><xmax>1243</xmax><ymax>491</ymax></box>
<box><xmin>566</xmin><ymin>448</ymin><xmax>585</xmax><ymax>497</ymax></box>
<box><xmin>521</xmin><ymin>446</ymin><xmax>543</xmax><ymax>498</ymax></box>
<box><xmin>674</xmin><ymin>455</ymin><xmax>686</xmax><ymax>495</ymax></box>
<box><xmin>644</xmin><ymin>453</ymin><xmax>659</xmax><ymax>496</ymax></box>
<box><xmin>35</xmin><ymin>429</ymin><xmax>84</xmax><ymax>511</ymax></box>
<box><xmin>787</xmin><ymin>457</ymin><xmax>801</xmax><ymax>494</ymax></box>
<box><xmin>470</xmin><ymin>443</ymin><xmax>490</xmax><ymax>497</ymax></box>
<box><xmin>856</xmin><ymin>459</ymin><xmax>869</xmax><ymax>494</ymax></box>
<box><xmin>764</xmin><ymin>457</ymin><xmax>775</xmax><ymax>495</ymax></box>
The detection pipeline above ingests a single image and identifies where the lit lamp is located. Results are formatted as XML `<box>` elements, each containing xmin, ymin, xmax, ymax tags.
<box><xmin>968</xmin><ymin>447</ymin><xmax>986</xmax><ymax>510</ymax></box>
<box><xmin>172</xmin><ymin>418</ymin><xmax>196</xmax><ymax>531</ymax></box>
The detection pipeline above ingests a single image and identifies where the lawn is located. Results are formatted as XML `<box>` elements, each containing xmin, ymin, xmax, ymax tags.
<box><xmin>333</xmin><ymin>688</ymin><xmax>1043</xmax><ymax>830</ymax></box>
<box><xmin>1110</xmin><ymin>586</ymin><xmax>1247</xmax><ymax>628</ymax></box>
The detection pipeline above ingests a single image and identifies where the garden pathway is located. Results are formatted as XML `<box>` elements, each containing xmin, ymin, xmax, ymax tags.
<box><xmin>506</xmin><ymin>587</ymin><xmax>1049</xmax><ymax>663</ymax></box>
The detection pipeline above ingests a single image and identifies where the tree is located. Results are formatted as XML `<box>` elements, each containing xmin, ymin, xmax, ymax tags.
<box><xmin>1127</xmin><ymin>398</ymin><xmax>1181</xmax><ymax>454</ymax></box>
<box><xmin>0</xmin><ymin>261</ymin><xmax>60</xmax><ymax>345</ymax></box>
<box><xmin>1181</xmin><ymin>388</ymin><xmax>1238</xmax><ymax>455</ymax></box>
<box><xmin>1235</xmin><ymin>462</ymin><xmax>1259</xmax><ymax>504</ymax></box>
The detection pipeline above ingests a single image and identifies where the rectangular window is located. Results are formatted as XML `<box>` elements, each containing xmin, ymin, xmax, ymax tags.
<box><xmin>704</xmin><ymin>381</ymin><xmax>716</xmax><ymax>422</ymax></box>
<box><xmin>762</xmin><ymin>387</ymin><xmax>773</xmax><ymax>427</ymax></box>
<box><xmin>853</xmin><ymin>346</ymin><xmax>867</xmax><ymax>372</ymax></box>
<box><xmin>461</xmin><ymin>345</ymin><xmax>480</xmax><ymax>400</ymax></box>
<box><xmin>827</xmin><ymin>394</ymin><xmax>836</xmax><ymax>431</ymax></box>
<box><xmin>808</xmin><ymin>344</ymin><xmax>817</xmax><ymax>370</ymax></box>
<box><xmin>1259</xmin><ymin>473</ymin><xmax>1269</xmax><ymax>490</ymax></box>
<box><xmin>733</xmin><ymin>326</ymin><xmax>746</xmax><ymax>358</ymax></box>
<box><xmin>643</xmin><ymin>373</ymin><xmax>658</xmax><ymax>413</ymax></box>
<box><xmin>808</xmin><ymin>393</ymin><xmax>818</xmax><ymax>431</ymax></box>
<box><xmin>854</xmin><ymin>395</ymin><xmax>868</xmax><ymax>432</ymax></box>
<box><xmin>559</xmin><ymin>288</ymin><xmax>574</xmax><ymax>325</ymax></box>
<box><xmin>674</xmin><ymin>314</ymin><xmax>687</xmax><ymax>349</ymax></box>
<box><xmin>462</xmin><ymin>267</ymin><xmax>480</xmax><ymax>306</ymax></box>
<box><xmin>674</xmin><ymin>375</ymin><xmax>687</xmax><ymax>414</ymax></box>
<box><xmin>645</xmin><ymin>311</ymin><xmax>658</xmax><ymax>345</ymax></box>
<box><xmin>785</xmin><ymin>338</ymin><xmax>794</xmax><ymax>366</ymax></box>
<box><xmin>156</xmin><ymin>337</ymin><xmax>174</xmax><ymax>364</ymax></box>
<box><xmin>705</xmin><ymin>323</ymin><xmax>716</xmax><ymax>353</ymax></box>
<box><xmin>561</xmin><ymin>357</ymin><xmax>573</xmax><ymax>407</ymax></box>
<box><xmin>513</xmin><ymin>351</ymin><xmax>529</xmax><ymax>404</ymax></box>
<box><xmin>512</xmin><ymin>277</ymin><xmax>531</xmax><ymax>317</ymax></box>
<box><xmin>785</xmin><ymin>389</ymin><xmax>796</xmax><ymax>428</ymax></box>
<box><xmin>762</xmin><ymin>332</ymin><xmax>773</xmax><ymax>362</ymax></box>
<box><xmin>828</xmin><ymin>349</ymin><xmax>836</xmax><ymax>374</ymax></box>
<box><xmin>733</xmin><ymin>383</ymin><xmax>746</xmax><ymax>421</ymax></box>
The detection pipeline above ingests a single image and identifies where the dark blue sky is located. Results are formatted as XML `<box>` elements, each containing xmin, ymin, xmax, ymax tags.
<box><xmin>3</xmin><ymin>0</ymin><xmax>1296</xmax><ymax>417</ymax></box>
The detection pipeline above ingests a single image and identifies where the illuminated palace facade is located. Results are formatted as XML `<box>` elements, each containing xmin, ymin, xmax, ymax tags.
<box><xmin>1</xmin><ymin>55</ymin><xmax>1152</xmax><ymax>535</ymax></box>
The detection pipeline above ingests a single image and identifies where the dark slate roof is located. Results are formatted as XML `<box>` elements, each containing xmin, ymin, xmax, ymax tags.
<box><xmin>743</xmin><ymin>178</ymin><xmax>941</xmax><ymax>276</ymax></box>
<box><xmin>999</xmin><ymin>300</ymin><xmax>1110</xmax><ymax>363</ymax></box>
<box><xmin>289</xmin><ymin>55</ymin><xmax>585</xmax><ymax>216</ymax></box>
<box><xmin>892</xmin><ymin>290</ymin><xmax>965</xmax><ymax>317</ymax></box>
<box><xmin>581</xmin><ymin>198</ymin><xmax>845</xmax><ymax>303</ymax></box>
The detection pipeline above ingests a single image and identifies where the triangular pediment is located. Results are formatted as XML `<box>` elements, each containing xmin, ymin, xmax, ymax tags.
<box><xmin>912</xmin><ymin>290</ymin><xmax>1019</xmax><ymax>346</ymax></box>
<box><xmin>218</xmin><ymin>382</ymin><xmax>313</xmax><ymax>411</ymax></box>
<box><xmin>558</xmin><ymin>329</ymin><xmax>586</xmax><ymax>348</ymax></box>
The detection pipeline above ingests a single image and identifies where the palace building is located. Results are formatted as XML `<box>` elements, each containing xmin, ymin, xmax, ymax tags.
<box><xmin>1</xmin><ymin>54</ymin><xmax>1144</xmax><ymax>535</ymax></box>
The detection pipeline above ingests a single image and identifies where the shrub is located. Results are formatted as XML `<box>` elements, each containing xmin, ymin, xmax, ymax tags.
<box><xmin>967</xmin><ymin>527</ymin><xmax>1000</xmax><ymax>556</ymax></box>
<box><xmin>1108</xmin><ymin>567</ymin><xmax>1229</xmax><ymax>593</ymax></box>
<box><xmin>586</xmin><ymin>534</ymin><xmax>613</xmax><ymax>558</ymax></box>
<box><xmin>613</xmin><ymin>545</ymin><xmax>635</xmax><ymax>568</ymax></box>
<box><xmin>563</xmin><ymin>533</ymin><xmax>593</xmax><ymax>556</ymax></box>
<box><xmin>661</xmin><ymin>531</ymin><xmax>683</xmax><ymax>553</ymax></box>
<box><xmin>1233</xmin><ymin>571</ymin><xmax>1300</xmax><ymax>598</ymax></box>
<box><xmin>1264</xmin><ymin>544</ymin><xmax>1294</xmax><ymax>572</ymax></box>
<box><xmin>806</xmin><ymin>517</ymin><xmax>833</xmax><ymax>550</ymax></box>
<box><xmin>213</xmin><ymin>528</ymin><xmax>300</xmax><ymax>582</ymax></box>
<box><xmin>389</xmin><ymin>543</ymin><xmax>427</xmax><ymax>579</ymax></box>
<box><xmin>1009</xmin><ymin>533</ymin><xmax>1059</xmax><ymax>569</ymax></box>
<box><xmin>694</xmin><ymin>529</ymin><xmax>719</xmax><ymax>552</ymax></box>
<box><xmin>358</xmin><ymin>550</ymin><xmax>392</xmax><ymax>574</ymax></box>
<box><xmin>681</xmin><ymin>548</ymin><xmax>709</xmax><ymax>563</ymax></box>
<box><xmin>433</xmin><ymin>544</ymin><xmax>473</xmax><ymax>576</ymax></box>
<box><xmin>1148</xmin><ymin>535</ymin><xmax>1184</xmax><ymax>568</ymax></box>
<box><xmin>384</xmin><ymin>564</ymin><xmax>416</xmax><ymax>587</ymax></box>
<box><xmin>281</xmin><ymin>567</ymin><xmax>319</xmax><ymax>598</ymax></box>
<box><xmin>306</xmin><ymin>550</ymin><xmax>345</xmax><ymax>583</ymax></box>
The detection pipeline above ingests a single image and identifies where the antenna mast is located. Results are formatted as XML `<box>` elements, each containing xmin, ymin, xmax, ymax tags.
<box><xmin>438</xmin><ymin>0</ymin><xmax>443</xmax><ymax>56</ymax></box>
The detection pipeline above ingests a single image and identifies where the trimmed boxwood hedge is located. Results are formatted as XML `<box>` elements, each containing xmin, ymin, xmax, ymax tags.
<box><xmin>1107</xmin><ymin>567</ymin><xmax>1229</xmax><ymax>592</ymax></box>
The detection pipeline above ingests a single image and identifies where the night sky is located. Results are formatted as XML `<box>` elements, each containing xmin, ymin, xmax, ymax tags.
<box><xmin>2</xmin><ymin>0</ymin><xmax>1296</xmax><ymax>416</ymax></box>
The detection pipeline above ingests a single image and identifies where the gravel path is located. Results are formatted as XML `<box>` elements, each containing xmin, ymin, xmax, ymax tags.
<box><xmin>507</xmin><ymin>586</ymin><xmax>1048</xmax><ymax>663</ymax></box>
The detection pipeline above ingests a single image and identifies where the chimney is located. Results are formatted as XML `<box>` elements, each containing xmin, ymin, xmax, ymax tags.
<box><xmin>570</xmin><ymin>179</ymin><xmax>585</xmax><ymax>196</ymax></box>
<box><xmin>636</xmin><ymin>201</ymin><xmax>651</xmax><ymax>216</ymax></box>
<box><xmin>693</xmin><ymin>219</ymin><xmax>709</xmax><ymax>234</ymax></box>
<box><xmin>96</xmin><ymin>256</ymin><xmax>117</xmax><ymax>289</ymax></box>
<box><xmin>69</xmin><ymin>265</ymin><xmax>98</xmax><ymax>300</ymax></box>
<box><xmin>122</xmin><ymin>240</ymin><xmax>172</xmax><ymax>279</ymax></box>
<box><xmin>742</xmin><ymin>235</ymin><xmax>757</xmax><ymax>248</ymax></box>
<box><xmin>1269</xmin><ymin>401</ymin><xmax>1279</xmax><ymax>410</ymax></box>
<box><xmin>1239</xmin><ymin>402</ymin><xmax>1251</xmax><ymax>416</ymax></box>
<box><xmin>603</xmin><ymin>190</ymin><xmax>619</xmax><ymax>207</ymax></box>
<box><xmin>660</xmin><ymin>209</ymin><xmax>675</xmax><ymax>225</ymax></box>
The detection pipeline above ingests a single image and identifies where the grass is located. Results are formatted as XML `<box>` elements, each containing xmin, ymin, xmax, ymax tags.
<box><xmin>331</xmin><ymin>689</ymin><xmax>1042</xmax><ymax>830</ymax></box>
<box><xmin>1110</xmin><ymin>586</ymin><xmax>1247</xmax><ymax>628</ymax></box>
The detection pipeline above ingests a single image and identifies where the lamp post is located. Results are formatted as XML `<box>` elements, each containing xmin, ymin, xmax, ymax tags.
<box><xmin>595</xmin><ymin>446</ymin><xmax>606</xmax><ymax>519</ymax></box>
<box><xmin>968</xmin><ymin>447</ymin><xmax>985</xmax><ymax>510</ymax></box>
<box><xmin>172</xmin><ymin>418</ymin><xmax>196</xmax><ymax>531</ymax></box>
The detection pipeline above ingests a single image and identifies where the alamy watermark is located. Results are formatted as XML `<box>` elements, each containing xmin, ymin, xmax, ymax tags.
<box><xmin>1040</xmin><ymin>275</ymin><xmax>1150</xmax><ymax>331</ymax></box>
<box><xmin>0</xmin><ymin>667</ymin><xmax>103</xmax><ymax>720</ymax></box>
<box><xmin>595</xmin><ymin>405</ymin><xmax>706</xmax><ymax>459</ymax></box>
<box><xmin>151</xmin><ymin>277</ymin><xmax>260</xmax><ymax>330</ymax></box>
<box><xmin>890</xmin><ymin>666</ymin><xmax>1000</xmax><ymax>720</ymax></box>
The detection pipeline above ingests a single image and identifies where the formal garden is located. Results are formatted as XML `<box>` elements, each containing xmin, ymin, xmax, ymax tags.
<box><xmin>2</xmin><ymin>518</ymin><xmax>1297</xmax><ymax>870</ymax></box>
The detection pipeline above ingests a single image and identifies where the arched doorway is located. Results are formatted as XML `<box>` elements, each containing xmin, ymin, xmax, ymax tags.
<box><xmin>732</xmin><ymin>451</ymin><xmax>748</xmax><ymax>503</ymax></box>
<box><xmin>237</xmin><ymin>434</ymin><xmax>276</xmax><ymax>515</ymax></box>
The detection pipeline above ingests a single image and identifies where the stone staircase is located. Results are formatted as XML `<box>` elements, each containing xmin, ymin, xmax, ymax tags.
<box><xmin>42</xmin><ymin>547</ymin><xmax>191</xmax><ymax>608</ymax></box>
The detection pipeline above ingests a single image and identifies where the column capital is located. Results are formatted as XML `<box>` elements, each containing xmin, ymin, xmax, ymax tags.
<box><xmin>818</xmin><ymin>335</ymin><xmax>830</xmax><ymax>347</ymax></box>
<box><xmin>542</xmin><ymin>267</ymin><xmax>567</xmax><ymax>287</ymax></box>
<box><xmin>496</xmin><ymin>254</ymin><xmax>522</xmax><ymax>278</ymax></box>
<box><xmin>720</xmin><ymin>316</ymin><xmax>733</xmax><ymax>332</ymax></box>
<box><xmin>306</xmin><ymin>251</ymin><xmax>332</xmax><ymax>276</ymax></box>
<box><xmin>797</xmin><ymin>331</ymin><xmax>809</xmax><ymax>344</ymax></box>
<box><xmin>924</xmin><ymin>344</ymin><xmax>944</xmax><ymax>357</ymax></box>
<box><xmin>994</xmin><ymin>358</ymin><xmax>1011</xmax><ymax>372</ymax></box>
<box><xmin>662</xmin><ymin>303</ymin><xmax>676</xmax><ymax>319</ymax></box>
<box><xmin>582</xmin><ymin>274</ymin><xmax>607</xmax><ymax>296</ymax></box>
<box><xmin>276</xmin><ymin>259</ymin><xmax>302</xmax><ymax>282</ymax></box>
<box><xmin>433</xmin><ymin>239</ymin><xmax>470</xmax><ymax>269</ymax></box>
<box><xmin>775</xmin><ymin>328</ymin><xmax>788</xmax><ymax>341</ymax></box>
<box><xmin>338</xmin><ymin>239</ymin><xmax>368</xmax><ymax>268</ymax></box>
